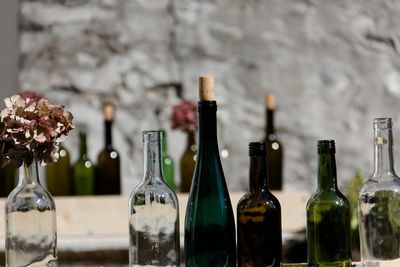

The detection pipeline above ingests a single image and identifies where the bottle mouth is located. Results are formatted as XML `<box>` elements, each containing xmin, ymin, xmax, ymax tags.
<box><xmin>143</xmin><ymin>130</ymin><xmax>162</xmax><ymax>142</ymax></box>
<box><xmin>374</xmin><ymin>118</ymin><xmax>392</xmax><ymax>130</ymax></box>
<box><xmin>249</xmin><ymin>142</ymin><xmax>266</xmax><ymax>156</ymax></box>
<box><xmin>318</xmin><ymin>140</ymin><xmax>335</xmax><ymax>154</ymax></box>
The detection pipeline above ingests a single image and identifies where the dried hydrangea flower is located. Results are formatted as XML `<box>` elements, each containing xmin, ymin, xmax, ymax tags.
<box><xmin>171</xmin><ymin>100</ymin><xmax>198</xmax><ymax>132</ymax></box>
<box><xmin>0</xmin><ymin>92</ymin><xmax>74</xmax><ymax>167</ymax></box>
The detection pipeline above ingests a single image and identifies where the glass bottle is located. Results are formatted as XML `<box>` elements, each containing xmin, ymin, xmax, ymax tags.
<box><xmin>185</xmin><ymin>76</ymin><xmax>236</xmax><ymax>267</ymax></box>
<box><xmin>359</xmin><ymin>118</ymin><xmax>400</xmax><ymax>267</ymax></box>
<box><xmin>179</xmin><ymin>130</ymin><xmax>196</xmax><ymax>193</ymax></box>
<box><xmin>161</xmin><ymin>129</ymin><xmax>175</xmax><ymax>189</ymax></box>
<box><xmin>237</xmin><ymin>142</ymin><xmax>282</xmax><ymax>267</ymax></box>
<box><xmin>307</xmin><ymin>140</ymin><xmax>351</xmax><ymax>267</ymax></box>
<box><xmin>0</xmin><ymin>163</ymin><xmax>16</xmax><ymax>197</ymax></box>
<box><xmin>96</xmin><ymin>104</ymin><xmax>121</xmax><ymax>194</ymax></box>
<box><xmin>46</xmin><ymin>146</ymin><xmax>72</xmax><ymax>196</ymax></box>
<box><xmin>263</xmin><ymin>94</ymin><xmax>284</xmax><ymax>190</ymax></box>
<box><xmin>73</xmin><ymin>131</ymin><xmax>95</xmax><ymax>195</ymax></box>
<box><xmin>128</xmin><ymin>130</ymin><xmax>180</xmax><ymax>267</ymax></box>
<box><xmin>5</xmin><ymin>161</ymin><xmax>57</xmax><ymax>267</ymax></box>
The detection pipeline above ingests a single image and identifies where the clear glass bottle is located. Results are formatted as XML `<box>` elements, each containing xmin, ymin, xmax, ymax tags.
<box><xmin>5</xmin><ymin>161</ymin><xmax>57</xmax><ymax>267</ymax></box>
<box><xmin>129</xmin><ymin>130</ymin><xmax>180</xmax><ymax>267</ymax></box>
<box><xmin>359</xmin><ymin>118</ymin><xmax>400</xmax><ymax>267</ymax></box>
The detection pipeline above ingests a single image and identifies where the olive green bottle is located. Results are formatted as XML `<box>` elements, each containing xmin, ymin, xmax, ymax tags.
<box><xmin>46</xmin><ymin>146</ymin><xmax>72</xmax><ymax>196</ymax></box>
<box><xmin>73</xmin><ymin>131</ymin><xmax>95</xmax><ymax>195</ymax></box>
<box><xmin>180</xmin><ymin>131</ymin><xmax>196</xmax><ymax>193</ymax></box>
<box><xmin>307</xmin><ymin>140</ymin><xmax>351</xmax><ymax>267</ymax></box>
<box><xmin>161</xmin><ymin>129</ymin><xmax>175</xmax><ymax>189</ymax></box>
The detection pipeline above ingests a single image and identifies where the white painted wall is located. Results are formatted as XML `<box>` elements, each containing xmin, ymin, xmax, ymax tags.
<box><xmin>0</xmin><ymin>1</ymin><xmax>18</xmax><ymax>100</ymax></box>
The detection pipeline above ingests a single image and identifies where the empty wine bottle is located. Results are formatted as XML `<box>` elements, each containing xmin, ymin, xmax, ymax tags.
<box><xmin>263</xmin><ymin>94</ymin><xmax>283</xmax><ymax>190</ymax></box>
<box><xmin>237</xmin><ymin>142</ymin><xmax>282</xmax><ymax>267</ymax></box>
<box><xmin>161</xmin><ymin>129</ymin><xmax>175</xmax><ymax>189</ymax></box>
<box><xmin>184</xmin><ymin>76</ymin><xmax>236</xmax><ymax>267</ymax></box>
<box><xmin>46</xmin><ymin>145</ymin><xmax>72</xmax><ymax>196</ymax></box>
<box><xmin>96</xmin><ymin>103</ymin><xmax>121</xmax><ymax>194</ymax></box>
<box><xmin>73</xmin><ymin>131</ymin><xmax>95</xmax><ymax>195</ymax></box>
<box><xmin>179</xmin><ymin>131</ymin><xmax>196</xmax><ymax>193</ymax></box>
<box><xmin>307</xmin><ymin>140</ymin><xmax>351</xmax><ymax>267</ymax></box>
<box><xmin>359</xmin><ymin>118</ymin><xmax>400</xmax><ymax>266</ymax></box>
<box><xmin>128</xmin><ymin>130</ymin><xmax>180</xmax><ymax>267</ymax></box>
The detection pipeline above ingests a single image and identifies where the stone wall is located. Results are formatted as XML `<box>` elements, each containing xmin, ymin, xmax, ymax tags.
<box><xmin>19</xmin><ymin>0</ymin><xmax>400</xmax><ymax>193</ymax></box>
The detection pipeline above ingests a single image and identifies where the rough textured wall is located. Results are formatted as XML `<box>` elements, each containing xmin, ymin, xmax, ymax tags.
<box><xmin>19</xmin><ymin>0</ymin><xmax>400</xmax><ymax>194</ymax></box>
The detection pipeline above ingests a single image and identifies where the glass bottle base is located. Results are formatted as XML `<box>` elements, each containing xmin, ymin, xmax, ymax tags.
<box><xmin>308</xmin><ymin>260</ymin><xmax>351</xmax><ymax>267</ymax></box>
<box><xmin>360</xmin><ymin>258</ymin><xmax>400</xmax><ymax>267</ymax></box>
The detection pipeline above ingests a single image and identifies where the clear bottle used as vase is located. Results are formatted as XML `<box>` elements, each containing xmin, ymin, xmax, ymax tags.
<box><xmin>359</xmin><ymin>118</ymin><xmax>400</xmax><ymax>267</ymax></box>
<box><xmin>129</xmin><ymin>130</ymin><xmax>180</xmax><ymax>267</ymax></box>
<box><xmin>5</xmin><ymin>160</ymin><xmax>57</xmax><ymax>267</ymax></box>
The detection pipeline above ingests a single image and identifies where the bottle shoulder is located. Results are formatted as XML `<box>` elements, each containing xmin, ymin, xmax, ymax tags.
<box><xmin>6</xmin><ymin>184</ymin><xmax>56</xmax><ymax>212</ymax></box>
<box><xmin>237</xmin><ymin>189</ymin><xmax>280</xmax><ymax>210</ymax></box>
<box><xmin>130</xmin><ymin>178</ymin><xmax>178</xmax><ymax>205</ymax></box>
<box><xmin>307</xmin><ymin>190</ymin><xmax>350</xmax><ymax>209</ymax></box>
<box><xmin>359</xmin><ymin>175</ymin><xmax>400</xmax><ymax>197</ymax></box>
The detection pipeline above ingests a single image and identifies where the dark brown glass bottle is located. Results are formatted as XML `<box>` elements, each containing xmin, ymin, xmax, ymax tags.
<box><xmin>96</xmin><ymin>104</ymin><xmax>121</xmax><ymax>194</ymax></box>
<box><xmin>237</xmin><ymin>142</ymin><xmax>282</xmax><ymax>267</ymax></box>
<box><xmin>263</xmin><ymin>94</ymin><xmax>283</xmax><ymax>190</ymax></box>
<box><xmin>0</xmin><ymin>164</ymin><xmax>16</xmax><ymax>197</ymax></box>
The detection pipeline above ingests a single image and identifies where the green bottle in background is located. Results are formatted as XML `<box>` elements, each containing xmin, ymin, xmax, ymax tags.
<box><xmin>263</xmin><ymin>94</ymin><xmax>283</xmax><ymax>190</ymax></box>
<box><xmin>46</xmin><ymin>146</ymin><xmax>72</xmax><ymax>196</ymax></box>
<box><xmin>307</xmin><ymin>140</ymin><xmax>351</xmax><ymax>267</ymax></box>
<box><xmin>185</xmin><ymin>76</ymin><xmax>236</xmax><ymax>267</ymax></box>
<box><xmin>237</xmin><ymin>142</ymin><xmax>282</xmax><ymax>267</ymax></box>
<box><xmin>73</xmin><ymin>131</ymin><xmax>95</xmax><ymax>195</ymax></box>
<box><xmin>96</xmin><ymin>104</ymin><xmax>121</xmax><ymax>194</ymax></box>
<box><xmin>161</xmin><ymin>129</ymin><xmax>175</xmax><ymax>189</ymax></box>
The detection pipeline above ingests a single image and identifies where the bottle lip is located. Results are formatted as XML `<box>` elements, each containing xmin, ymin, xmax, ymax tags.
<box><xmin>374</xmin><ymin>118</ymin><xmax>392</xmax><ymax>130</ymax></box>
<box><xmin>317</xmin><ymin>140</ymin><xmax>335</xmax><ymax>154</ymax></box>
<box><xmin>198</xmin><ymin>100</ymin><xmax>217</xmax><ymax>111</ymax></box>
<box><xmin>249</xmin><ymin>142</ymin><xmax>266</xmax><ymax>156</ymax></box>
<box><xmin>142</xmin><ymin>130</ymin><xmax>162</xmax><ymax>142</ymax></box>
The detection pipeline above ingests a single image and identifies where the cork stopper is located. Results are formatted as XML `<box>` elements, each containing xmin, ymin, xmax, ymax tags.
<box><xmin>103</xmin><ymin>103</ymin><xmax>115</xmax><ymax>121</ymax></box>
<box><xmin>199</xmin><ymin>76</ymin><xmax>215</xmax><ymax>101</ymax></box>
<box><xmin>265</xmin><ymin>93</ymin><xmax>275</xmax><ymax>110</ymax></box>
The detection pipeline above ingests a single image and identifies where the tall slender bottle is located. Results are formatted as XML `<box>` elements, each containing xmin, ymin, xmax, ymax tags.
<box><xmin>263</xmin><ymin>94</ymin><xmax>283</xmax><ymax>190</ymax></box>
<box><xmin>359</xmin><ymin>118</ymin><xmax>400</xmax><ymax>267</ymax></box>
<box><xmin>128</xmin><ymin>130</ymin><xmax>180</xmax><ymax>267</ymax></box>
<box><xmin>307</xmin><ymin>140</ymin><xmax>351</xmax><ymax>267</ymax></box>
<box><xmin>161</xmin><ymin>129</ymin><xmax>175</xmax><ymax>189</ymax></box>
<box><xmin>185</xmin><ymin>76</ymin><xmax>236</xmax><ymax>267</ymax></box>
<box><xmin>237</xmin><ymin>142</ymin><xmax>282</xmax><ymax>267</ymax></box>
<box><xmin>46</xmin><ymin>146</ymin><xmax>72</xmax><ymax>196</ymax></box>
<box><xmin>73</xmin><ymin>131</ymin><xmax>95</xmax><ymax>195</ymax></box>
<box><xmin>96</xmin><ymin>103</ymin><xmax>121</xmax><ymax>194</ymax></box>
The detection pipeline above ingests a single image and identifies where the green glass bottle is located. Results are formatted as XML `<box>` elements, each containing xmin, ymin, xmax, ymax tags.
<box><xmin>263</xmin><ymin>94</ymin><xmax>283</xmax><ymax>190</ymax></box>
<box><xmin>307</xmin><ymin>140</ymin><xmax>351</xmax><ymax>267</ymax></box>
<box><xmin>185</xmin><ymin>76</ymin><xmax>236</xmax><ymax>267</ymax></box>
<box><xmin>96</xmin><ymin>104</ymin><xmax>121</xmax><ymax>194</ymax></box>
<box><xmin>46</xmin><ymin>146</ymin><xmax>72</xmax><ymax>196</ymax></box>
<box><xmin>180</xmin><ymin>131</ymin><xmax>196</xmax><ymax>193</ymax></box>
<box><xmin>237</xmin><ymin>142</ymin><xmax>282</xmax><ymax>267</ymax></box>
<box><xmin>73</xmin><ymin>131</ymin><xmax>95</xmax><ymax>195</ymax></box>
<box><xmin>161</xmin><ymin>129</ymin><xmax>175</xmax><ymax>189</ymax></box>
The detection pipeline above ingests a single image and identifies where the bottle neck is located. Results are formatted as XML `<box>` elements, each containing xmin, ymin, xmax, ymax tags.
<box><xmin>249</xmin><ymin>153</ymin><xmax>268</xmax><ymax>192</ymax></box>
<box><xmin>266</xmin><ymin>109</ymin><xmax>275</xmax><ymax>135</ymax></box>
<box><xmin>143</xmin><ymin>139</ymin><xmax>163</xmax><ymax>181</ymax></box>
<box><xmin>105</xmin><ymin>120</ymin><xmax>113</xmax><ymax>149</ymax></box>
<box><xmin>186</xmin><ymin>131</ymin><xmax>196</xmax><ymax>151</ymax></box>
<box><xmin>317</xmin><ymin>152</ymin><xmax>338</xmax><ymax>191</ymax></box>
<box><xmin>79</xmin><ymin>134</ymin><xmax>88</xmax><ymax>160</ymax></box>
<box><xmin>198</xmin><ymin>102</ymin><xmax>219</xmax><ymax>154</ymax></box>
<box><xmin>18</xmin><ymin>161</ymin><xmax>40</xmax><ymax>186</ymax></box>
<box><xmin>373</xmin><ymin>127</ymin><xmax>396</xmax><ymax>178</ymax></box>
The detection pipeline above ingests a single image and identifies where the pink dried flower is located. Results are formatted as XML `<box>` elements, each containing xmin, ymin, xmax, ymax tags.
<box><xmin>171</xmin><ymin>100</ymin><xmax>197</xmax><ymax>132</ymax></box>
<box><xmin>0</xmin><ymin>93</ymin><xmax>74</xmax><ymax>167</ymax></box>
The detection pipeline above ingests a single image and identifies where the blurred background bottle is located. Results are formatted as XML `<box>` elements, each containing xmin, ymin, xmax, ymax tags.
<box><xmin>0</xmin><ymin>164</ymin><xmax>16</xmax><ymax>197</ymax></box>
<box><xmin>96</xmin><ymin>103</ymin><xmax>121</xmax><ymax>195</ymax></box>
<box><xmin>263</xmin><ymin>94</ymin><xmax>283</xmax><ymax>190</ymax></box>
<box><xmin>180</xmin><ymin>131</ymin><xmax>196</xmax><ymax>193</ymax></box>
<box><xmin>46</xmin><ymin>145</ymin><xmax>72</xmax><ymax>196</ymax></box>
<box><xmin>73</xmin><ymin>131</ymin><xmax>95</xmax><ymax>195</ymax></box>
<box><xmin>161</xmin><ymin>129</ymin><xmax>175</xmax><ymax>189</ymax></box>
